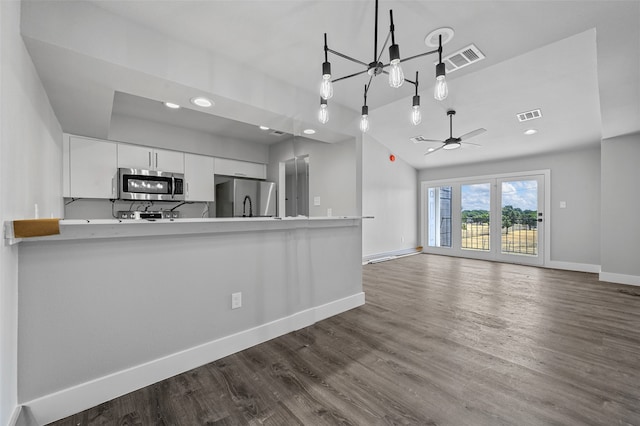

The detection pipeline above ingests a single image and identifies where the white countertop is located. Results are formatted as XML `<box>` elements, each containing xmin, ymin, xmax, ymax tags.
<box><xmin>6</xmin><ymin>216</ymin><xmax>361</xmax><ymax>244</ymax></box>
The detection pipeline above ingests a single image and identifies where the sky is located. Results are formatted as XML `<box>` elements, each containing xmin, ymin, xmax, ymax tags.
<box><xmin>461</xmin><ymin>180</ymin><xmax>538</xmax><ymax>211</ymax></box>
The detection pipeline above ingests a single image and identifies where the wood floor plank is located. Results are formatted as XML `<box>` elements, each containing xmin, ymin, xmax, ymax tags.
<box><xmin>47</xmin><ymin>254</ymin><xmax>640</xmax><ymax>425</ymax></box>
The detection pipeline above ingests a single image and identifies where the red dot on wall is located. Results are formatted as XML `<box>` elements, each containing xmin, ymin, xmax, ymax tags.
<box><xmin>389</xmin><ymin>154</ymin><xmax>396</xmax><ymax>162</ymax></box>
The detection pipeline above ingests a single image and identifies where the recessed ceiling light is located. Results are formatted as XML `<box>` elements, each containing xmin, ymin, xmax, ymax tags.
<box><xmin>163</xmin><ymin>102</ymin><xmax>180</xmax><ymax>109</ymax></box>
<box><xmin>425</xmin><ymin>27</ymin><xmax>455</xmax><ymax>47</ymax></box>
<box><xmin>303</xmin><ymin>129</ymin><xmax>316</xmax><ymax>135</ymax></box>
<box><xmin>524</xmin><ymin>129</ymin><xmax>538</xmax><ymax>135</ymax></box>
<box><xmin>259</xmin><ymin>125</ymin><xmax>269</xmax><ymax>130</ymax></box>
<box><xmin>190</xmin><ymin>97</ymin><xmax>213</xmax><ymax>108</ymax></box>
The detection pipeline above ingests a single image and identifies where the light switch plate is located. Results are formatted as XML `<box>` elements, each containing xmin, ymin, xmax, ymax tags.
<box><xmin>560</xmin><ymin>201</ymin><xmax>567</xmax><ymax>208</ymax></box>
<box><xmin>231</xmin><ymin>292</ymin><xmax>242</xmax><ymax>309</ymax></box>
<box><xmin>314</xmin><ymin>196</ymin><xmax>321</xmax><ymax>206</ymax></box>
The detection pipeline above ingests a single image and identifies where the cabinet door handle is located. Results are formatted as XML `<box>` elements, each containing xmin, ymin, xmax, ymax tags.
<box><xmin>155</xmin><ymin>152</ymin><xmax>158</xmax><ymax>169</ymax></box>
<box><xmin>112</xmin><ymin>176</ymin><xmax>116</xmax><ymax>197</ymax></box>
<box><xmin>148</xmin><ymin>152</ymin><xmax>152</xmax><ymax>168</ymax></box>
<box><xmin>186</xmin><ymin>182</ymin><xmax>189</xmax><ymax>197</ymax></box>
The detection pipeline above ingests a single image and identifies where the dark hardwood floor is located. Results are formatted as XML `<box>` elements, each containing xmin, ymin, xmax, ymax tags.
<box><xmin>48</xmin><ymin>254</ymin><xmax>640</xmax><ymax>425</ymax></box>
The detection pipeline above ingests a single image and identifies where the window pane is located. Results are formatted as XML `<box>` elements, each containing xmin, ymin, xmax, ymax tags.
<box><xmin>427</xmin><ymin>186</ymin><xmax>452</xmax><ymax>247</ymax></box>
<box><xmin>461</xmin><ymin>183</ymin><xmax>490</xmax><ymax>251</ymax></box>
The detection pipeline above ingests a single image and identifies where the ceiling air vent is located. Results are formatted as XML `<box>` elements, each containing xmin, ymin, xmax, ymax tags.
<box><xmin>410</xmin><ymin>136</ymin><xmax>434</xmax><ymax>144</ymax></box>
<box><xmin>516</xmin><ymin>109</ymin><xmax>542</xmax><ymax>122</ymax></box>
<box><xmin>439</xmin><ymin>44</ymin><xmax>485</xmax><ymax>73</ymax></box>
<box><xmin>270</xmin><ymin>130</ymin><xmax>285</xmax><ymax>136</ymax></box>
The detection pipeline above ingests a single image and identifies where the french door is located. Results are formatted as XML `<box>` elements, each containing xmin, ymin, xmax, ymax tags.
<box><xmin>423</xmin><ymin>172</ymin><xmax>546</xmax><ymax>266</ymax></box>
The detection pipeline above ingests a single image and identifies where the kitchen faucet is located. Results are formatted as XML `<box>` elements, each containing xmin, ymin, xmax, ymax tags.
<box><xmin>242</xmin><ymin>195</ymin><xmax>253</xmax><ymax>217</ymax></box>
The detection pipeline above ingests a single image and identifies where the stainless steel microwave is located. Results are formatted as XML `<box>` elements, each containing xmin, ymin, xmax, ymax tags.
<box><xmin>118</xmin><ymin>168</ymin><xmax>185</xmax><ymax>201</ymax></box>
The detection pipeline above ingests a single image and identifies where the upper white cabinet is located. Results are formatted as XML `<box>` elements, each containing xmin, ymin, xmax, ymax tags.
<box><xmin>214</xmin><ymin>158</ymin><xmax>266</xmax><ymax>180</ymax></box>
<box><xmin>118</xmin><ymin>144</ymin><xmax>184</xmax><ymax>173</ymax></box>
<box><xmin>64</xmin><ymin>135</ymin><xmax>118</xmax><ymax>199</ymax></box>
<box><xmin>184</xmin><ymin>153</ymin><xmax>215</xmax><ymax>202</ymax></box>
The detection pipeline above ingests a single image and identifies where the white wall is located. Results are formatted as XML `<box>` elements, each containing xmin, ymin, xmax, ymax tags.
<box><xmin>362</xmin><ymin>135</ymin><xmax>418</xmax><ymax>260</ymax></box>
<box><xmin>109</xmin><ymin>113</ymin><xmax>269</xmax><ymax>164</ymax></box>
<box><xmin>601</xmin><ymin>132</ymin><xmax>640</xmax><ymax>284</ymax></box>
<box><xmin>268</xmin><ymin>137</ymin><xmax>357</xmax><ymax>217</ymax></box>
<box><xmin>0</xmin><ymin>1</ymin><xmax>63</xmax><ymax>424</ymax></box>
<box><xmin>418</xmin><ymin>146</ymin><xmax>601</xmax><ymax>269</ymax></box>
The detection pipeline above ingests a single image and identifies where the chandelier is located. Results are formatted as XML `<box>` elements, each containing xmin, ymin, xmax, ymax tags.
<box><xmin>318</xmin><ymin>0</ymin><xmax>449</xmax><ymax>132</ymax></box>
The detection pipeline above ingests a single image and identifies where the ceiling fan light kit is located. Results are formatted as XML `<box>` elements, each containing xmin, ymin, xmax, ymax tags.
<box><xmin>318</xmin><ymin>0</ymin><xmax>449</xmax><ymax>131</ymax></box>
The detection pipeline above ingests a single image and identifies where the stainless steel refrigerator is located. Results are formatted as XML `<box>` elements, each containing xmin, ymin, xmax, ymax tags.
<box><xmin>215</xmin><ymin>179</ymin><xmax>277</xmax><ymax>217</ymax></box>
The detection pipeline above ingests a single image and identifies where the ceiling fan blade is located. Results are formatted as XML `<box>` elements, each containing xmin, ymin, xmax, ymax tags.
<box><xmin>424</xmin><ymin>144</ymin><xmax>445</xmax><ymax>156</ymax></box>
<box><xmin>462</xmin><ymin>141</ymin><xmax>482</xmax><ymax>147</ymax></box>
<box><xmin>459</xmin><ymin>128</ymin><xmax>486</xmax><ymax>141</ymax></box>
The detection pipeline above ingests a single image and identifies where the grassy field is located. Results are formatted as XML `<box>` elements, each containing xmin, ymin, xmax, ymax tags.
<box><xmin>461</xmin><ymin>223</ymin><xmax>538</xmax><ymax>255</ymax></box>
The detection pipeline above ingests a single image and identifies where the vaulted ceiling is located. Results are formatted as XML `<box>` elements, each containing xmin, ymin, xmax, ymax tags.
<box><xmin>21</xmin><ymin>0</ymin><xmax>640</xmax><ymax>169</ymax></box>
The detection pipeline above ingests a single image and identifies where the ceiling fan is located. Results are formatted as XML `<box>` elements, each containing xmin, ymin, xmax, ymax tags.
<box><xmin>411</xmin><ymin>110</ymin><xmax>486</xmax><ymax>155</ymax></box>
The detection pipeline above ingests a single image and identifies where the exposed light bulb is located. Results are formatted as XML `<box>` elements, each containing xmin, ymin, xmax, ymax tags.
<box><xmin>388</xmin><ymin>61</ymin><xmax>405</xmax><ymax>88</ymax></box>
<box><xmin>434</xmin><ymin>76</ymin><xmax>448</xmax><ymax>101</ymax></box>
<box><xmin>320</xmin><ymin>75</ymin><xmax>333</xmax><ymax>100</ymax></box>
<box><xmin>411</xmin><ymin>106</ymin><xmax>422</xmax><ymax>126</ymax></box>
<box><xmin>318</xmin><ymin>103</ymin><xmax>329</xmax><ymax>124</ymax></box>
<box><xmin>434</xmin><ymin>62</ymin><xmax>448</xmax><ymax>101</ymax></box>
<box><xmin>411</xmin><ymin>94</ymin><xmax>421</xmax><ymax>126</ymax></box>
<box><xmin>360</xmin><ymin>114</ymin><xmax>369</xmax><ymax>133</ymax></box>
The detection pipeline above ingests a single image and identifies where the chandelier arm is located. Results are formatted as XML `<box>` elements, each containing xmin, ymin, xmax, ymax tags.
<box><xmin>326</xmin><ymin>48</ymin><xmax>369</xmax><ymax>68</ymax></box>
<box><xmin>376</xmin><ymin>31</ymin><xmax>391</xmax><ymax>64</ymax></box>
<box><xmin>332</xmin><ymin>69</ymin><xmax>370</xmax><ymax>83</ymax></box>
<box><xmin>364</xmin><ymin>73</ymin><xmax>374</xmax><ymax>98</ymax></box>
<box><xmin>393</xmin><ymin>48</ymin><xmax>441</xmax><ymax>65</ymax></box>
<box><xmin>379</xmin><ymin>69</ymin><xmax>416</xmax><ymax>86</ymax></box>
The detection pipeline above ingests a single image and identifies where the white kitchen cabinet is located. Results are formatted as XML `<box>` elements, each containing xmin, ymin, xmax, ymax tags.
<box><xmin>118</xmin><ymin>144</ymin><xmax>184</xmax><ymax>173</ymax></box>
<box><xmin>214</xmin><ymin>158</ymin><xmax>266</xmax><ymax>179</ymax></box>
<box><xmin>184</xmin><ymin>153</ymin><xmax>215</xmax><ymax>202</ymax></box>
<box><xmin>65</xmin><ymin>135</ymin><xmax>118</xmax><ymax>199</ymax></box>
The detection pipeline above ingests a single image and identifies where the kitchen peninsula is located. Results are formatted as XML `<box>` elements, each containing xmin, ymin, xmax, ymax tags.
<box><xmin>15</xmin><ymin>216</ymin><xmax>363</xmax><ymax>425</ymax></box>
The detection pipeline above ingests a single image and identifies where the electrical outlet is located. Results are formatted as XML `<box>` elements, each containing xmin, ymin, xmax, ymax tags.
<box><xmin>231</xmin><ymin>292</ymin><xmax>242</xmax><ymax>309</ymax></box>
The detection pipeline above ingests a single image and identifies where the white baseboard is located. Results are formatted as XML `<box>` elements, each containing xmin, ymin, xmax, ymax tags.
<box><xmin>545</xmin><ymin>261</ymin><xmax>601</xmax><ymax>274</ymax></box>
<box><xmin>362</xmin><ymin>248</ymin><xmax>420</xmax><ymax>264</ymax></box>
<box><xmin>24</xmin><ymin>292</ymin><xmax>365</xmax><ymax>426</ymax></box>
<box><xmin>599</xmin><ymin>272</ymin><xmax>640</xmax><ymax>287</ymax></box>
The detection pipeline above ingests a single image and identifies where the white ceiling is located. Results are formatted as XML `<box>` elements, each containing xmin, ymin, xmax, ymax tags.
<box><xmin>20</xmin><ymin>0</ymin><xmax>640</xmax><ymax>169</ymax></box>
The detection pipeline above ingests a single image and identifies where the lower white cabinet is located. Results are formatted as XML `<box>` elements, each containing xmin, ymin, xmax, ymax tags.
<box><xmin>65</xmin><ymin>135</ymin><xmax>118</xmax><ymax>199</ymax></box>
<box><xmin>214</xmin><ymin>157</ymin><xmax>266</xmax><ymax>179</ymax></box>
<box><xmin>184</xmin><ymin>153</ymin><xmax>215</xmax><ymax>202</ymax></box>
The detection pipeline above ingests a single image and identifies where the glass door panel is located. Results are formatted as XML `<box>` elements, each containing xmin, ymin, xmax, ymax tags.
<box><xmin>461</xmin><ymin>183</ymin><xmax>491</xmax><ymax>252</ymax></box>
<box><xmin>427</xmin><ymin>186</ymin><xmax>452</xmax><ymax>248</ymax></box>
<box><xmin>497</xmin><ymin>176</ymin><xmax>544</xmax><ymax>265</ymax></box>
